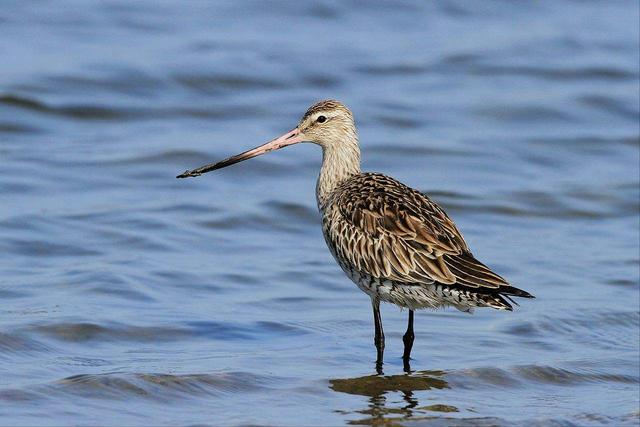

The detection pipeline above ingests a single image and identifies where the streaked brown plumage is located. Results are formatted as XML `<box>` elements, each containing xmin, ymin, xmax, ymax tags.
<box><xmin>323</xmin><ymin>172</ymin><xmax>532</xmax><ymax>312</ymax></box>
<box><xmin>177</xmin><ymin>99</ymin><xmax>534</xmax><ymax>370</ymax></box>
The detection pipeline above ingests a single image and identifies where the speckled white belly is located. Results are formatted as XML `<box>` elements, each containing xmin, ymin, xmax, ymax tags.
<box><xmin>321</xmin><ymin>233</ymin><xmax>481</xmax><ymax>312</ymax></box>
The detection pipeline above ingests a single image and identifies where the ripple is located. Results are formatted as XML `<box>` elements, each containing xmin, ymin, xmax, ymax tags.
<box><xmin>185</xmin><ymin>320</ymin><xmax>259</xmax><ymax>341</ymax></box>
<box><xmin>0</xmin><ymin>332</ymin><xmax>50</xmax><ymax>355</ymax></box>
<box><xmin>330</xmin><ymin>362</ymin><xmax>638</xmax><ymax>395</ymax></box>
<box><xmin>531</xmin><ymin>135</ymin><xmax>639</xmax><ymax>149</ymax></box>
<box><xmin>254</xmin><ymin>320</ymin><xmax>309</xmax><ymax>336</ymax></box>
<box><xmin>355</xmin><ymin>60</ymin><xmax>638</xmax><ymax>83</ymax></box>
<box><xmin>173</xmin><ymin>72</ymin><xmax>286</xmax><ymax>94</ymax></box>
<box><xmin>0</xmin><ymin>94</ymin><xmax>49</xmax><ymax>112</ymax></box>
<box><xmin>87</xmin><ymin>283</ymin><xmax>154</xmax><ymax>303</ymax></box>
<box><xmin>448</xmin><ymin>363</ymin><xmax>639</xmax><ymax>388</ymax></box>
<box><xmin>301</xmin><ymin>74</ymin><xmax>341</xmax><ymax>88</ymax></box>
<box><xmin>470</xmin><ymin>64</ymin><xmax>638</xmax><ymax>81</ymax></box>
<box><xmin>0</xmin><ymin>286</ymin><xmax>30</xmax><ymax>299</ymax></box>
<box><xmin>197</xmin><ymin>209</ymin><xmax>312</xmax><ymax>234</ymax></box>
<box><xmin>262</xmin><ymin>200</ymin><xmax>317</xmax><ymax>225</ymax></box>
<box><xmin>368</xmin><ymin>144</ymin><xmax>472</xmax><ymax>157</ymax></box>
<box><xmin>513</xmin><ymin>365</ymin><xmax>638</xmax><ymax>386</ymax></box>
<box><xmin>374</xmin><ymin>114</ymin><xmax>422</xmax><ymax>129</ymax></box>
<box><xmin>355</xmin><ymin>63</ymin><xmax>430</xmax><ymax>76</ymax></box>
<box><xmin>504</xmin><ymin>311</ymin><xmax>640</xmax><ymax>352</ymax></box>
<box><xmin>43</xmin><ymin>69</ymin><xmax>164</xmax><ymax>97</ymax></box>
<box><xmin>31</xmin><ymin>322</ymin><xmax>192</xmax><ymax>343</ymax></box>
<box><xmin>7</xmin><ymin>239</ymin><xmax>101</xmax><ymax>257</ymax></box>
<box><xmin>444</xmin><ymin>187</ymin><xmax>638</xmax><ymax>220</ymax></box>
<box><xmin>606</xmin><ymin>278</ymin><xmax>639</xmax><ymax>288</ymax></box>
<box><xmin>0</xmin><ymin>389</ymin><xmax>42</xmax><ymax>403</ymax></box>
<box><xmin>577</xmin><ymin>94</ymin><xmax>639</xmax><ymax>119</ymax></box>
<box><xmin>0</xmin><ymin>94</ymin><xmax>133</xmax><ymax>120</ymax></box>
<box><xmin>0</xmin><ymin>122</ymin><xmax>42</xmax><ymax>134</ymax></box>
<box><xmin>0</xmin><ymin>94</ymin><xmax>271</xmax><ymax>122</ymax></box>
<box><xmin>96</xmin><ymin>149</ymin><xmax>213</xmax><ymax>166</ymax></box>
<box><xmin>475</xmin><ymin>105</ymin><xmax>576</xmax><ymax>123</ymax></box>
<box><xmin>17</xmin><ymin>371</ymin><xmax>282</xmax><ymax>401</ymax></box>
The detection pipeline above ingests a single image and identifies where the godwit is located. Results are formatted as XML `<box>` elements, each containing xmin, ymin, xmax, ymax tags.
<box><xmin>177</xmin><ymin>100</ymin><xmax>534</xmax><ymax>371</ymax></box>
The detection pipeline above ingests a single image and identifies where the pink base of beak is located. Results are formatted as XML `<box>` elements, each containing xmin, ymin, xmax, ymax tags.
<box><xmin>177</xmin><ymin>128</ymin><xmax>304</xmax><ymax>178</ymax></box>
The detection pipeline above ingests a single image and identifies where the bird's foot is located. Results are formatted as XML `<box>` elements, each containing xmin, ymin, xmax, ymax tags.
<box><xmin>402</xmin><ymin>356</ymin><xmax>413</xmax><ymax>373</ymax></box>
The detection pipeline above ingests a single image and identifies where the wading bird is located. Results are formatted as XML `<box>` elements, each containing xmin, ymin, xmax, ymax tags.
<box><xmin>177</xmin><ymin>100</ymin><xmax>533</xmax><ymax>372</ymax></box>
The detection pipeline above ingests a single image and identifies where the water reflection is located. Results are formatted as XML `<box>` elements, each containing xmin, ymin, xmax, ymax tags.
<box><xmin>330</xmin><ymin>370</ymin><xmax>456</xmax><ymax>425</ymax></box>
<box><xmin>377</xmin><ymin>355</ymin><xmax>414</xmax><ymax>375</ymax></box>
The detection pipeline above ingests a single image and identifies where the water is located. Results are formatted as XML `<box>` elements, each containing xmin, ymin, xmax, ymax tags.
<box><xmin>1</xmin><ymin>1</ymin><xmax>638</xmax><ymax>425</ymax></box>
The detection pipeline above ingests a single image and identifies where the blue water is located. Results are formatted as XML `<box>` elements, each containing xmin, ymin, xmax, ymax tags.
<box><xmin>1</xmin><ymin>1</ymin><xmax>639</xmax><ymax>425</ymax></box>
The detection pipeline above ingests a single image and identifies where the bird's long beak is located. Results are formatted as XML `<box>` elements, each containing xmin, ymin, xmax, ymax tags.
<box><xmin>177</xmin><ymin>127</ymin><xmax>304</xmax><ymax>178</ymax></box>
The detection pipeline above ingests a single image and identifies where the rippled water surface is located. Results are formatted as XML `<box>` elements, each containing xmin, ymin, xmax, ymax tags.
<box><xmin>1</xmin><ymin>1</ymin><xmax>639</xmax><ymax>425</ymax></box>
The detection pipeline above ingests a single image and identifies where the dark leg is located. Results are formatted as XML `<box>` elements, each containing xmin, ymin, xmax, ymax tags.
<box><xmin>372</xmin><ymin>299</ymin><xmax>385</xmax><ymax>373</ymax></box>
<box><xmin>402</xmin><ymin>310</ymin><xmax>414</xmax><ymax>365</ymax></box>
<box><xmin>403</xmin><ymin>357</ymin><xmax>412</xmax><ymax>373</ymax></box>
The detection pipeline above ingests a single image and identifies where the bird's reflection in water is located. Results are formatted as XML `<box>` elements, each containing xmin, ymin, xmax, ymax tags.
<box><xmin>330</xmin><ymin>366</ymin><xmax>458</xmax><ymax>425</ymax></box>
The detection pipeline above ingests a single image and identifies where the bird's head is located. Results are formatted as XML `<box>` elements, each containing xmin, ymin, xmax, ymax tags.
<box><xmin>177</xmin><ymin>99</ymin><xmax>359</xmax><ymax>178</ymax></box>
<box><xmin>297</xmin><ymin>99</ymin><xmax>358</xmax><ymax>150</ymax></box>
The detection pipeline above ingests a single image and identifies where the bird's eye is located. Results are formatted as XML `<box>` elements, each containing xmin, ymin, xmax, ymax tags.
<box><xmin>317</xmin><ymin>115</ymin><xmax>327</xmax><ymax>123</ymax></box>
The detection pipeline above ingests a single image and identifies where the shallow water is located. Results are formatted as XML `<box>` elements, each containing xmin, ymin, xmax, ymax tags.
<box><xmin>1</xmin><ymin>1</ymin><xmax>639</xmax><ymax>425</ymax></box>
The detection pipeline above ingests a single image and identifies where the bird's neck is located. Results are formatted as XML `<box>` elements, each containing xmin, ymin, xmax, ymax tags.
<box><xmin>316</xmin><ymin>142</ymin><xmax>361</xmax><ymax>209</ymax></box>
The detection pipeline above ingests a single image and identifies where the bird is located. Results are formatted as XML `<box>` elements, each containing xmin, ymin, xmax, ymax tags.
<box><xmin>177</xmin><ymin>99</ymin><xmax>534</xmax><ymax>372</ymax></box>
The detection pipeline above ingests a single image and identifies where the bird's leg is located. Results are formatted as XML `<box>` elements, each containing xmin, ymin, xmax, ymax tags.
<box><xmin>402</xmin><ymin>310</ymin><xmax>415</xmax><ymax>369</ymax></box>
<box><xmin>372</xmin><ymin>299</ymin><xmax>385</xmax><ymax>373</ymax></box>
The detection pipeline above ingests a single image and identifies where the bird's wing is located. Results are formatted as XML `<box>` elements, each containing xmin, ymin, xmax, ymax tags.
<box><xmin>327</xmin><ymin>173</ymin><xmax>510</xmax><ymax>289</ymax></box>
